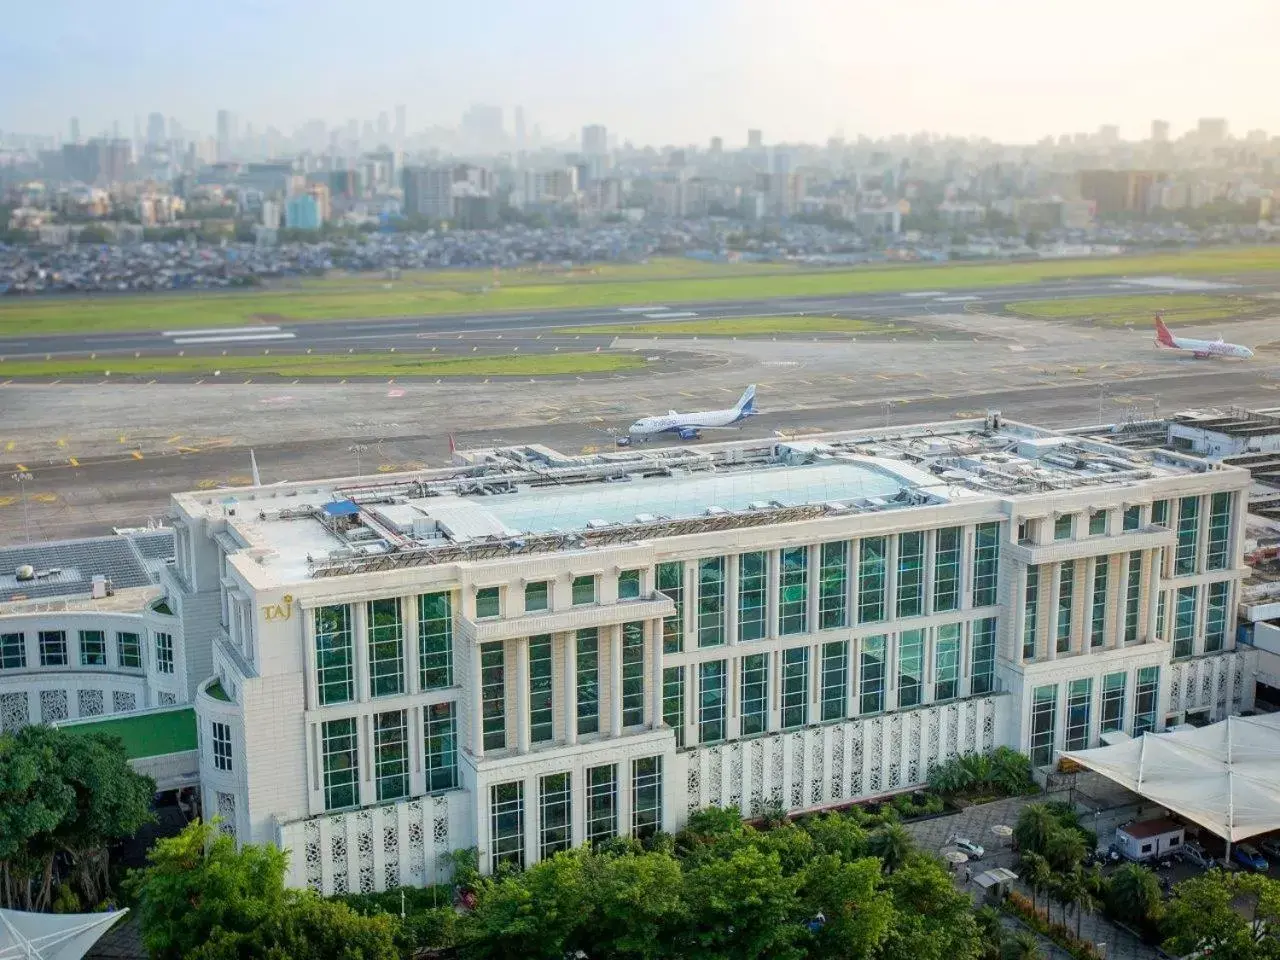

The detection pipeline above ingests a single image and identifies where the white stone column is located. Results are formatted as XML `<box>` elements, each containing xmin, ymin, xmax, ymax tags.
<box><xmin>885</xmin><ymin>535</ymin><xmax>899</xmax><ymax>619</ymax></box>
<box><xmin>471</xmin><ymin>641</ymin><xmax>485</xmax><ymax>758</ymax></box>
<box><xmin>301</xmin><ymin>604</ymin><xmax>318</xmax><ymax>711</ymax></box>
<box><xmin>1010</xmin><ymin>565</ymin><xmax>1028</xmax><ymax>662</ymax></box>
<box><xmin>766</xmin><ymin>550</ymin><xmax>780</xmax><ymax>639</ymax></box>
<box><xmin>402</xmin><ymin>593</ymin><xmax>420</xmax><ymax>694</ymax></box>
<box><xmin>1144</xmin><ymin>549</ymin><xmax>1160</xmax><ymax>643</ymax></box>
<box><xmin>523</xmin><ymin>775</ymin><xmax>538</xmax><ymax>868</ymax></box>
<box><xmin>649</xmin><ymin>618</ymin><xmax>664</xmax><ymax>729</ymax></box>
<box><xmin>923</xmin><ymin>529</ymin><xmax>937</xmax><ymax>616</ymax></box>
<box><xmin>727</xmin><ymin>654</ymin><xmax>741</xmax><ymax>740</ymax></box>
<box><xmin>514</xmin><ymin>636</ymin><xmax>530</xmax><ymax>754</ymax></box>
<box><xmin>1046</xmin><ymin>562</ymin><xmax>1062</xmax><ymax>660</ymax></box>
<box><xmin>806</xmin><ymin>544</ymin><xmax>820</xmax><ymax>633</ymax></box>
<box><xmin>684</xmin><ymin>562</ymin><xmax>697</xmax><ymax>650</ymax></box>
<box><xmin>726</xmin><ymin>554</ymin><xmax>740</xmax><ymax>645</ymax></box>
<box><xmin>1083</xmin><ymin>558</ymin><xmax>1097</xmax><ymax>652</ymax></box>
<box><xmin>609</xmin><ymin>625</ymin><xmax>623</xmax><ymax>737</ymax></box>
<box><xmin>960</xmin><ymin>526</ymin><xmax>975</xmax><ymax>611</ymax></box>
<box><xmin>684</xmin><ymin>659</ymin><xmax>699</xmax><ymax>747</ymax></box>
<box><xmin>353</xmin><ymin>600</ymin><xmax>370</xmax><ymax>702</ymax></box>
<box><xmin>563</xmin><ymin>632</ymin><xmax>578</xmax><ymax>746</ymax></box>
<box><xmin>848</xmin><ymin>538</ymin><xmax>861</xmax><ymax>625</ymax></box>
<box><xmin>846</xmin><ymin>635</ymin><xmax>859</xmax><ymax>717</ymax></box>
<box><xmin>768</xmin><ymin>650</ymin><xmax>782</xmax><ymax>731</ymax></box>
<box><xmin>1195</xmin><ymin>494</ymin><xmax>1211</xmax><ymax>576</ymax></box>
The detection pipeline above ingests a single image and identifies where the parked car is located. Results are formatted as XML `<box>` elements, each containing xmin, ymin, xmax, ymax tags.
<box><xmin>1181</xmin><ymin>841</ymin><xmax>1213</xmax><ymax>868</ymax></box>
<box><xmin>1233</xmin><ymin>843</ymin><xmax>1269</xmax><ymax>872</ymax></box>
<box><xmin>951</xmin><ymin>837</ymin><xmax>985</xmax><ymax>860</ymax></box>
<box><xmin>1258</xmin><ymin>837</ymin><xmax>1280</xmax><ymax>860</ymax></box>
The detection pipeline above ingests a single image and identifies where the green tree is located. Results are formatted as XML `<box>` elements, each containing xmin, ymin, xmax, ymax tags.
<box><xmin>801</xmin><ymin>812</ymin><xmax>869</xmax><ymax>862</ymax></box>
<box><xmin>796</xmin><ymin>854</ymin><xmax>894</xmax><ymax>960</ymax></box>
<box><xmin>1066</xmin><ymin>869</ymin><xmax>1098</xmax><ymax>941</ymax></box>
<box><xmin>187</xmin><ymin>893</ymin><xmax>399</xmax><ymax>960</ymax></box>
<box><xmin>0</xmin><ymin>725</ymin><xmax>154</xmax><ymax>910</ymax></box>
<box><xmin>879</xmin><ymin>856</ymin><xmax>982</xmax><ymax>960</ymax></box>
<box><xmin>1161</xmin><ymin>871</ymin><xmax>1280</xmax><ymax>960</ymax></box>
<box><xmin>130</xmin><ymin>820</ymin><xmax>289</xmax><ymax>960</ymax></box>
<box><xmin>867</xmin><ymin>822</ymin><xmax>914</xmax><ymax>875</ymax></box>
<box><xmin>1043</xmin><ymin>827</ymin><xmax>1086</xmax><ymax>873</ymax></box>
<box><xmin>1013</xmin><ymin>804</ymin><xmax>1057</xmax><ymax>856</ymax></box>
<box><xmin>1019</xmin><ymin>852</ymin><xmax>1051</xmax><ymax>916</ymax></box>
<box><xmin>677</xmin><ymin>844</ymin><xmax>803</xmax><ymax>960</ymax></box>
<box><xmin>1105</xmin><ymin>862</ymin><xmax>1162</xmax><ymax>929</ymax></box>
<box><xmin>582</xmin><ymin>850</ymin><xmax>686</xmax><ymax>960</ymax></box>
<box><xmin>999</xmin><ymin>929</ymin><xmax>1044</xmax><ymax>960</ymax></box>
<box><xmin>460</xmin><ymin>849</ymin><xmax>591</xmax><ymax>960</ymax></box>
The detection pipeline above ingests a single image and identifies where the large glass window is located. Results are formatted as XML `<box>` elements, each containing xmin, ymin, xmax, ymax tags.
<box><xmin>373</xmin><ymin>710</ymin><xmax>409</xmax><ymax>802</ymax></box>
<box><xmin>896</xmin><ymin>531</ymin><xmax>924</xmax><ymax>618</ymax></box>
<box><xmin>418</xmin><ymin>592</ymin><xmax>453</xmax><ymax>690</ymax></box>
<box><xmin>818</xmin><ymin>541</ymin><xmax>849</xmax><ymax>629</ymax></box>
<box><xmin>1029</xmin><ymin>684</ymin><xmax>1058</xmax><ymax>767</ymax></box>
<box><xmin>211</xmin><ymin>721</ymin><xmax>232</xmax><ymax>772</ymax></box>
<box><xmin>1123</xmin><ymin>505</ymin><xmax>1141</xmax><ymax>531</ymax></box>
<box><xmin>154</xmin><ymin>632</ymin><xmax>175</xmax><ymax>675</ymax></box>
<box><xmin>657</xmin><ymin>561</ymin><xmax>685</xmax><ymax>653</ymax></box>
<box><xmin>490</xmin><ymin>781</ymin><xmax>525</xmax><ymax>873</ymax></box>
<box><xmin>539</xmin><ymin>773</ymin><xmax>572</xmax><ymax>860</ymax></box>
<box><xmin>1207</xmin><ymin>493</ymin><xmax>1231</xmax><ymax>572</ymax></box>
<box><xmin>480</xmin><ymin>642</ymin><xmax>506</xmax><ymax>751</ymax></box>
<box><xmin>820</xmin><ymin>641</ymin><xmax>847</xmax><ymax>720</ymax></box>
<box><xmin>586</xmin><ymin>764</ymin><xmax>617</xmax><ymax>846</ymax></box>
<box><xmin>897</xmin><ymin>629</ymin><xmax>924</xmax><ymax>709</ymax></box>
<box><xmin>424</xmin><ymin>702</ymin><xmax>458</xmax><ymax>792</ymax></box>
<box><xmin>973</xmin><ymin>522</ymin><xmax>1000</xmax><ymax>607</ymax></box>
<box><xmin>1090</xmin><ymin>559</ymin><xmax>1108</xmax><ymax>648</ymax></box>
<box><xmin>933</xmin><ymin>527</ymin><xmax>961</xmax><ymax>613</ymax></box>
<box><xmin>367</xmin><ymin>598</ymin><xmax>404</xmax><ymax>697</ymax></box>
<box><xmin>662</xmin><ymin>666</ymin><xmax>684</xmax><ymax>748</ymax></box>
<box><xmin>618</xmin><ymin>568</ymin><xmax>642</xmax><ymax>600</ymax></box>
<box><xmin>524</xmin><ymin>580</ymin><xmax>549</xmax><ymax>612</ymax></box>
<box><xmin>934</xmin><ymin>624</ymin><xmax>960</xmax><ymax>702</ymax></box>
<box><xmin>740</xmin><ymin>653</ymin><xmax>768</xmax><ymax>736</ymax></box>
<box><xmin>1152</xmin><ymin>499</ymin><xmax>1169</xmax><ymax>526</ymax></box>
<box><xmin>621</xmin><ymin>622</ymin><xmax>645</xmax><ymax>727</ymax></box>
<box><xmin>79</xmin><ymin>630</ymin><xmax>106</xmax><ymax>666</ymax></box>
<box><xmin>1124</xmin><ymin>552</ymin><xmax>1142</xmax><ymax>644</ymax></box>
<box><xmin>1054</xmin><ymin>514</ymin><xmax>1074</xmax><ymax>540</ymax></box>
<box><xmin>315</xmin><ymin>605</ymin><xmax>354</xmax><ymax>706</ymax></box>
<box><xmin>859</xmin><ymin>635</ymin><xmax>886</xmax><ymax>715</ymax></box>
<box><xmin>1175</xmin><ymin>496</ymin><xmax>1200</xmax><ymax>576</ymax></box>
<box><xmin>1133</xmin><ymin>666</ymin><xmax>1159</xmax><ymax>735</ymax></box>
<box><xmin>475</xmin><ymin>586</ymin><xmax>501</xmax><ymax>619</ymax></box>
<box><xmin>697</xmin><ymin>556</ymin><xmax>726</xmax><ymax>647</ymax></box>
<box><xmin>1100</xmin><ymin>672</ymin><xmax>1126</xmax><ymax>733</ymax></box>
<box><xmin>779</xmin><ymin>547</ymin><xmax>809</xmax><ymax>635</ymax></box>
<box><xmin>39</xmin><ymin>630</ymin><xmax>66</xmax><ymax>667</ymax></box>
<box><xmin>781</xmin><ymin>647</ymin><xmax>809</xmax><ymax>729</ymax></box>
<box><xmin>632</xmin><ymin>757</ymin><xmax>663</xmax><ymax>840</ymax></box>
<box><xmin>1022</xmin><ymin>566</ymin><xmax>1040</xmax><ymax>660</ymax></box>
<box><xmin>0</xmin><ymin>633</ymin><xmax>25</xmax><ymax>670</ymax></box>
<box><xmin>1156</xmin><ymin>589</ymin><xmax>1167</xmax><ymax>641</ymax></box>
<box><xmin>698</xmin><ymin>660</ymin><xmax>727</xmax><ymax>744</ymax></box>
<box><xmin>1089</xmin><ymin>511</ymin><xmax>1108</xmax><ymax>536</ymax></box>
<box><xmin>1065</xmin><ymin>678</ymin><xmax>1093</xmax><ymax>752</ymax></box>
<box><xmin>858</xmin><ymin>537</ymin><xmax>887</xmax><ymax>623</ymax></box>
<box><xmin>737</xmin><ymin>552</ymin><xmax>767</xmax><ymax>642</ymax></box>
<box><xmin>116</xmin><ymin>631</ymin><xmax>141</xmax><ymax>669</ymax></box>
<box><xmin>572</xmin><ymin>575</ymin><xmax>597</xmax><ymax>606</ymax></box>
<box><xmin>971</xmin><ymin>618</ymin><xmax>996</xmax><ymax>695</ymax></box>
<box><xmin>1173</xmin><ymin>586</ymin><xmax>1196</xmax><ymax>659</ymax></box>
<box><xmin>1056</xmin><ymin>563</ymin><xmax>1074</xmax><ymax>653</ymax></box>
<box><xmin>1205</xmin><ymin>581</ymin><xmax>1229</xmax><ymax>653</ymax></box>
<box><xmin>528</xmin><ymin>635</ymin><xmax>553</xmax><ymax>743</ymax></box>
<box><xmin>321</xmin><ymin>717</ymin><xmax>358</xmax><ymax>811</ymax></box>
<box><xmin>576</xmin><ymin>628</ymin><xmax>600</xmax><ymax>735</ymax></box>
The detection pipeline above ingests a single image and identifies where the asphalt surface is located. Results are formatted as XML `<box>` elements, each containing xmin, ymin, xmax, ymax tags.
<box><xmin>0</xmin><ymin>275</ymin><xmax>1268</xmax><ymax>361</ymax></box>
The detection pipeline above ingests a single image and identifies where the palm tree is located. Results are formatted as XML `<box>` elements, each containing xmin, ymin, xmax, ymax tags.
<box><xmin>1020</xmin><ymin>852</ymin><xmax>1052</xmax><ymax>916</ymax></box>
<box><xmin>1013</xmin><ymin>804</ymin><xmax>1057</xmax><ymax>856</ymax></box>
<box><xmin>991</xmin><ymin>747</ymin><xmax>1034</xmax><ymax>795</ymax></box>
<box><xmin>1069</xmin><ymin>871</ymin><xmax>1099</xmax><ymax>941</ymax></box>
<box><xmin>974</xmin><ymin>906</ymin><xmax>1006</xmax><ymax>960</ymax></box>
<box><xmin>867</xmin><ymin>821</ymin><xmax>914</xmax><ymax>874</ymax></box>
<box><xmin>999</xmin><ymin>929</ymin><xmax>1045</xmax><ymax>960</ymax></box>
<box><xmin>1107</xmin><ymin>862</ymin><xmax>1161</xmax><ymax>928</ymax></box>
<box><xmin>1044</xmin><ymin>827</ymin><xmax>1086</xmax><ymax>873</ymax></box>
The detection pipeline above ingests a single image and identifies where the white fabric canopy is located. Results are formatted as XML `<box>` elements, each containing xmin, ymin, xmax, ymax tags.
<box><xmin>1062</xmin><ymin>713</ymin><xmax>1280</xmax><ymax>843</ymax></box>
<box><xmin>0</xmin><ymin>908</ymin><xmax>126</xmax><ymax>960</ymax></box>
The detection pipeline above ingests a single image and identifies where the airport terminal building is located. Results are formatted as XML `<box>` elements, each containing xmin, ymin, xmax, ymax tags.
<box><xmin>0</xmin><ymin>415</ymin><xmax>1254</xmax><ymax>894</ymax></box>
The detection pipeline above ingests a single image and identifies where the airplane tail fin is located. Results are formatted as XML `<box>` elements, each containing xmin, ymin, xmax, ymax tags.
<box><xmin>250</xmin><ymin>450</ymin><xmax>261</xmax><ymax>486</ymax></box>
<box><xmin>1154</xmin><ymin>314</ymin><xmax>1177</xmax><ymax>347</ymax></box>
<box><xmin>736</xmin><ymin>384</ymin><xmax>758</xmax><ymax>415</ymax></box>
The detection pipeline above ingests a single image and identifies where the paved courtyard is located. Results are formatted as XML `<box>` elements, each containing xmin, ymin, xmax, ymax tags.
<box><xmin>904</xmin><ymin>793</ymin><xmax>1162</xmax><ymax>960</ymax></box>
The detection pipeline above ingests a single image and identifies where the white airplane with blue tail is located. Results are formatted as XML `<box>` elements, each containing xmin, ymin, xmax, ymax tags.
<box><xmin>618</xmin><ymin>385</ymin><xmax>758</xmax><ymax>444</ymax></box>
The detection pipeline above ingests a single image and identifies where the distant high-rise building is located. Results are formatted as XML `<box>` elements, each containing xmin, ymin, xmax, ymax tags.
<box><xmin>69</xmin><ymin>117</ymin><xmax>80</xmax><ymax>144</ymax></box>
<box><xmin>582</xmin><ymin>124</ymin><xmax>608</xmax><ymax>156</ymax></box>
<box><xmin>146</xmin><ymin>112</ymin><xmax>166</xmax><ymax>149</ymax></box>
<box><xmin>514</xmin><ymin>106</ymin><xmax>526</xmax><ymax>148</ymax></box>
<box><xmin>394</xmin><ymin>104</ymin><xmax>406</xmax><ymax>147</ymax></box>
<box><xmin>460</xmin><ymin>104</ymin><xmax>504</xmax><ymax>152</ymax></box>
<box><xmin>284</xmin><ymin>193</ymin><xmax>322</xmax><ymax>231</ymax></box>
<box><xmin>1197</xmin><ymin>117</ymin><xmax>1228</xmax><ymax>143</ymax></box>
<box><xmin>1097</xmin><ymin>124</ymin><xmax>1120</xmax><ymax>145</ymax></box>
<box><xmin>747</xmin><ymin>129</ymin><xmax>763</xmax><ymax>149</ymax></box>
<box><xmin>402</xmin><ymin>166</ymin><xmax>454</xmax><ymax>221</ymax></box>
<box><xmin>1151</xmin><ymin>119</ymin><xmax>1169</xmax><ymax>143</ymax></box>
<box><xmin>328</xmin><ymin>169</ymin><xmax>359</xmax><ymax>200</ymax></box>
<box><xmin>710</xmin><ymin>136</ymin><xmax>723</xmax><ymax>154</ymax></box>
<box><xmin>216</xmin><ymin>109</ymin><xmax>235</xmax><ymax>162</ymax></box>
<box><xmin>377</xmin><ymin>111</ymin><xmax>390</xmax><ymax>144</ymax></box>
<box><xmin>1079</xmin><ymin>169</ymin><xmax>1160</xmax><ymax>215</ymax></box>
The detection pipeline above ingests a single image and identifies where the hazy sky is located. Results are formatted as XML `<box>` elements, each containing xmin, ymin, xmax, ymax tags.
<box><xmin>4</xmin><ymin>0</ymin><xmax>1275</xmax><ymax>144</ymax></box>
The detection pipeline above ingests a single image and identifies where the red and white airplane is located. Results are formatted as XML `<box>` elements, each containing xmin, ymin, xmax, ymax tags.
<box><xmin>1154</xmin><ymin>315</ymin><xmax>1253</xmax><ymax>359</ymax></box>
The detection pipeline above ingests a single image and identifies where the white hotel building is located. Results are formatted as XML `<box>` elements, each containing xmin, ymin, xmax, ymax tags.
<box><xmin>0</xmin><ymin>416</ymin><xmax>1254</xmax><ymax>895</ymax></box>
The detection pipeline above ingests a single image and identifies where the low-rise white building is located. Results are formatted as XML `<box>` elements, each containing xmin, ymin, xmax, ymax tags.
<box><xmin>0</xmin><ymin>417</ymin><xmax>1254</xmax><ymax>897</ymax></box>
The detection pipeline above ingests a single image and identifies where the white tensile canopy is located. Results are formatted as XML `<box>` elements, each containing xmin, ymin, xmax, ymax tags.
<box><xmin>1062</xmin><ymin>712</ymin><xmax>1280</xmax><ymax>843</ymax></box>
<box><xmin>0</xmin><ymin>908</ymin><xmax>126</xmax><ymax>960</ymax></box>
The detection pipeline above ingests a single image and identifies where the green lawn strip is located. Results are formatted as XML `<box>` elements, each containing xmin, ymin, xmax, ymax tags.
<box><xmin>0</xmin><ymin>351</ymin><xmax>644</xmax><ymax>379</ymax></box>
<box><xmin>60</xmin><ymin>707</ymin><xmax>197</xmax><ymax>759</ymax></box>
<box><xmin>4</xmin><ymin>246</ymin><xmax>1280</xmax><ymax>337</ymax></box>
<box><xmin>554</xmin><ymin>315</ymin><xmax>899</xmax><ymax>337</ymax></box>
<box><xmin>1006</xmin><ymin>293</ymin><xmax>1265</xmax><ymax>326</ymax></box>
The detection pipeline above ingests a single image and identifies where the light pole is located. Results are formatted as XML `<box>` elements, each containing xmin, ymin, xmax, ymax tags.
<box><xmin>349</xmin><ymin>443</ymin><xmax>368</xmax><ymax>476</ymax></box>
<box><xmin>11</xmin><ymin>471</ymin><xmax>32</xmax><ymax>543</ymax></box>
<box><xmin>1097</xmin><ymin>383</ymin><xmax>1107</xmax><ymax>425</ymax></box>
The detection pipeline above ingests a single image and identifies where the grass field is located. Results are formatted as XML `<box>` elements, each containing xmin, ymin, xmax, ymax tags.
<box><xmin>1005</xmin><ymin>293</ymin><xmax>1269</xmax><ymax>327</ymax></box>
<box><xmin>0</xmin><ymin>351</ymin><xmax>644</xmax><ymax>380</ymax></box>
<box><xmin>4</xmin><ymin>246</ymin><xmax>1280</xmax><ymax>337</ymax></box>
<box><xmin>555</xmin><ymin>316</ymin><xmax>900</xmax><ymax>337</ymax></box>
<box><xmin>60</xmin><ymin>708</ymin><xmax>197</xmax><ymax>759</ymax></box>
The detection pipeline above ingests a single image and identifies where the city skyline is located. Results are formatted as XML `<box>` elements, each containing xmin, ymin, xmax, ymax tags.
<box><xmin>4</xmin><ymin>0</ymin><xmax>1277</xmax><ymax>146</ymax></box>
